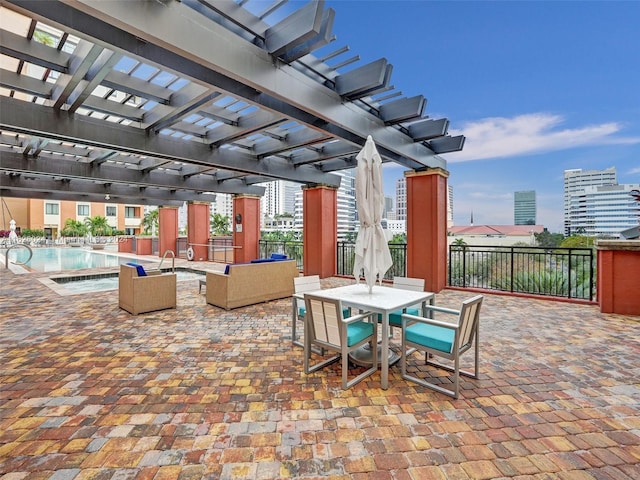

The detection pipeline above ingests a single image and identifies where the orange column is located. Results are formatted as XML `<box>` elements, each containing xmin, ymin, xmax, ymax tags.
<box><xmin>158</xmin><ymin>206</ymin><xmax>178</xmax><ymax>257</ymax></box>
<box><xmin>303</xmin><ymin>185</ymin><xmax>337</xmax><ymax>278</ymax></box>
<box><xmin>135</xmin><ymin>237</ymin><xmax>152</xmax><ymax>255</ymax></box>
<box><xmin>232</xmin><ymin>195</ymin><xmax>261</xmax><ymax>264</ymax></box>
<box><xmin>118</xmin><ymin>236</ymin><xmax>133</xmax><ymax>253</ymax></box>
<box><xmin>597</xmin><ymin>240</ymin><xmax>640</xmax><ymax>315</ymax></box>
<box><xmin>406</xmin><ymin>169</ymin><xmax>449</xmax><ymax>293</ymax></box>
<box><xmin>187</xmin><ymin>201</ymin><xmax>210</xmax><ymax>261</ymax></box>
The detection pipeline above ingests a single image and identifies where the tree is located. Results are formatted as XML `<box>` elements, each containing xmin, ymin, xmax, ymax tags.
<box><xmin>33</xmin><ymin>31</ymin><xmax>55</xmax><ymax>47</ymax></box>
<box><xmin>342</xmin><ymin>232</ymin><xmax>357</xmax><ymax>243</ymax></box>
<box><xmin>210</xmin><ymin>213</ymin><xmax>230</xmax><ymax>235</ymax></box>
<box><xmin>84</xmin><ymin>216</ymin><xmax>112</xmax><ymax>236</ymax></box>
<box><xmin>60</xmin><ymin>219</ymin><xmax>88</xmax><ymax>237</ymax></box>
<box><xmin>140</xmin><ymin>209</ymin><xmax>158</xmax><ymax>235</ymax></box>
<box><xmin>261</xmin><ymin>231</ymin><xmax>300</xmax><ymax>242</ymax></box>
<box><xmin>452</xmin><ymin>238</ymin><xmax>468</xmax><ymax>247</ymax></box>
<box><xmin>389</xmin><ymin>233</ymin><xmax>406</xmax><ymax>244</ymax></box>
<box><xmin>559</xmin><ymin>235</ymin><xmax>595</xmax><ymax>249</ymax></box>
<box><xmin>534</xmin><ymin>229</ymin><xmax>564</xmax><ymax>248</ymax></box>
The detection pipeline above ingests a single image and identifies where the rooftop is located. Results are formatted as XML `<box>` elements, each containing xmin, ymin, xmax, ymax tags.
<box><xmin>1</xmin><ymin>261</ymin><xmax>639</xmax><ymax>478</ymax></box>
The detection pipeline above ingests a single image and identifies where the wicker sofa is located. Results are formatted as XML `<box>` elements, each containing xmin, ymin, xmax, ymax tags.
<box><xmin>118</xmin><ymin>264</ymin><xmax>177</xmax><ymax>315</ymax></box>
<box><xmin>206</xmin><ymin>259</ymin><xmax>298</xmax><ymax>310</ymax></box>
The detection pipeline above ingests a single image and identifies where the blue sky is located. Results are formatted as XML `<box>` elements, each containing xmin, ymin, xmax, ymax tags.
<box><xmin>292</xmin><ymin>0</ymin><xmax>640</xmax><ymax>232</ymax></box>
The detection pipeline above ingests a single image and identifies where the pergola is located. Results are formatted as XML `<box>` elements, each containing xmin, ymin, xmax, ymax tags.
<box><xmin>0</xmin><ymin>0</ymin><xmax>463</xmax><ymax>206</ymax></box>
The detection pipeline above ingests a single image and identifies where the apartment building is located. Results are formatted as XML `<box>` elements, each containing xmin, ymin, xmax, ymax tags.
<box><xmin>567</xmin><ymin>183</ymin><xmax>640</xmax><ymax>237</ymax></box>
<box><xmin>0</xmin><ymin>198</ymin><xmax>143</xmax><ymax>237</ymax></box>
<box><xmin>563</xmin><ymin>167</ymin><xmax>617</xmax><ymax>235</ymax></box>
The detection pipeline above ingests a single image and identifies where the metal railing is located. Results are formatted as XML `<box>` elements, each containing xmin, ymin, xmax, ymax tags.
<box><xmin>259</xmin><ymin>240</ymin><xmax>304</xmax><ymax>270</ymax></box>
<box><xmin>209</xmin><ymin>237</ymin><xmax>235</xmax><ymax>263</ymax></box>
<box><xmin>259</xmin><ymin>240</ymin><xmax>596</xmax><ymax>301</ymax></box>
<box><xmin>337</xmin><ymin>241</ymin><xmax>407</xmax><ymax>280</ymax></box>
<box><xmin>448</xmin><ymin>245</ymin><xmax>595</xmax><ymax>300</ymax></box>
<box><xmin>257</xmin><ymin>240</ymin><xmax>407</xmax><ymax>279</ymax></box>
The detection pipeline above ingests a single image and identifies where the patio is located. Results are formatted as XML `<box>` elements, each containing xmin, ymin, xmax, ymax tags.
<box><xmin>1</xmin><ymin>262</ymin><xmax>639</xmax><ymax>479</ymax></box>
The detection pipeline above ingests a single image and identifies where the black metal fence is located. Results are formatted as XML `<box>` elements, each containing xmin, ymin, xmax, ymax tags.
<box><xmin>259</xmin><ymin>240</ymin><xmax>304</xmax><ymax>270</ymax></box>
<box><xmin>448</xmin><ymin>245</ymin><xmax>595</xmax><ymax>300</ymax></box>
<box><xmin>337</xmin><ymin>241</ymin><xmax>407</xmax><ymax>281</ymax></box>
<box><xmin>258</xmin><ymin>240</ymin><xmax>406</xmax><ymax>280</ymax></box>
<box><xmin>259</xmin><ymin>240</ymin><xmax>596</xmax><ymax>300</ymax></box>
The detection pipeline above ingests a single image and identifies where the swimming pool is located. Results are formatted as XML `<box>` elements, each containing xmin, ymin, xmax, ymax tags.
<box><xmin>1</xmin><ymin>246</ymin><xmax>148</xmax><ymax>272</ymax></box>
<box><xmin>51</xmin><ymin>268</ymin><xmax>205</xmax><ymax>294</ymax></box>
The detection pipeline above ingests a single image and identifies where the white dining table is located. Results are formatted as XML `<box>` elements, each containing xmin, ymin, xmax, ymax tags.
<box><xmin>293</xmin><ymin>283</ymin><xmax>435</xmax><ymax>390</ymax></box>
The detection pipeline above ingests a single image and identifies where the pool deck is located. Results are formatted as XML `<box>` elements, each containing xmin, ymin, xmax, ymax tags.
<box><xmin>1</xmin><ymin>259</ymin><xmax>639</xmax><ymax>479</ymax></box>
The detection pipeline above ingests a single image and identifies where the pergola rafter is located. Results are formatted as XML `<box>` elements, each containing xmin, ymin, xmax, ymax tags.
<box><xmin>0</xmin><ymin>0</ymin><xmax>463</xmax><ymax>204</ymax></box>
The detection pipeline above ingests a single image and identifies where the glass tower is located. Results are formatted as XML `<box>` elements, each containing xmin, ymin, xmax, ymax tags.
<box><xmin>514</xmin><ymin>190</ymin><xmax>536</xmax><ymax>225</ymax></box>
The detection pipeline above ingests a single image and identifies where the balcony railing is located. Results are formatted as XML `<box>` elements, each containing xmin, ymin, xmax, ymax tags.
<box><xmin>259</xmin><ymin>240</ymin><xmax>596</xmax><ymax>300</ymax></box>
<box><xmin>448</xmin><ymin>245</ymin><xmax>595</xmax><ymax>300</ymax></box>
<box><xmin>259</xmin><ymin>240</ymin><xmax>304</xmax><ymax>270</ymax></box>
<box><xmin>337</xmin><ymin>241</ymin><xmax>407</xmax><ymax>281</ymax></box>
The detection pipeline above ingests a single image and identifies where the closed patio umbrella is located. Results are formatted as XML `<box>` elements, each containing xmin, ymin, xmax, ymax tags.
<box><xmin>353</xmin><ymin>135</ymin><xmax>393</xmax><ymax>292</ymax></box>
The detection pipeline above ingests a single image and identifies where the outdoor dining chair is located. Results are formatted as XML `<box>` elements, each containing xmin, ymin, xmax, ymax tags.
<box><xmin>293</xmin><ymin>275</ymin><xmax>349</xmax><ymax>348</ymax></box>
<box><xmin>400</xmin><ymin>294</ymin><xmax>484</xmax><ymax>398</ymax></box>
<box><xmin>303</xmin><ymin>294</ymin><xmax>378</xmax><ymax>389</ymax></box>
<box><xmin>379</xmin><ymin>276</ymin><xmax>426</xmax><ymax>333</ymax></box>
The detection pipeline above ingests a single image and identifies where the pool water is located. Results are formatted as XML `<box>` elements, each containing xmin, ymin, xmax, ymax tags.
<box><xmin>53</xmin><ymin>270</ymin><xmax>205</xmax><ymax>293</ymax></box>
<box><xmin>2</xmin><ymin>247</ymin><xmax>145</xmax><ymax>272</ymax></box>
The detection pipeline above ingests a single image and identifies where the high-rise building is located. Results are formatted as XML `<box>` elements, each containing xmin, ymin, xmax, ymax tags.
<box><xmin>211</xmin><ymin>194</ymin><xmax>234</xmax><ymax>220</ymax></box>
<box><xmin>448</xmin><ymin>184</ymin><xmax>454</xmax><ymax>228</ymax></box>
<box><xmin>260</xmin><ymin>180</ymin><xmax>300</xmax><ymax>220</ymax></box>
<box><xmin>514</xmin><ymin>190</ymin><xmax>536</xmax><ymax>225</ymax></box>
<box><xmin>383</xmin><ymin>196</ymin><xmax>393</xmax><ymax>219</ymax></box>
<box><xmin>395</xmin><ymin>177</ymin><xmax>406</xmax><ymax>221</ymax></box>
<box><xmin>564</xmin><ymin>167</ymin><xmax>617</xmax><ymax>235</ymax></box>
<box><xmin>294</xmin><ymin>169</ymin><xmax>356</xmax><ymax>239</ymax></box>
<box><xmin>393</xmin><ymin>177</ymin><xmax>453</xmax><ymax>228</ymax></box>
<box><xmin>567</xmin><ymin>183</ymin><xmax>640</xmax><ymax>237</ymax></box>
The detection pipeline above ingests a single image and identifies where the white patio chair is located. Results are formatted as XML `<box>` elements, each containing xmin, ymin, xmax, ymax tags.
<box><xmin>401</xmin><ymin>294</ymin><xmax>484</xmax><ymax>398</ymax></box>
<box><xmin>382</xmin><ymin>276</ymin><xmax>426</xmax><ymax>333</ymax></box>
<box><xmin>293</xmin><ymin>275</ymin><xmax>349</xmax><ymax>348</ymax></box>
<box><xmin>292</xmin><ymin>275</ymin><xmax>322</xmax><ymax>348</ymax></box>
<box><xmin>303</xmin><ymin>294</ymin><xmax>377</xmax><ymax>389</ymax></box>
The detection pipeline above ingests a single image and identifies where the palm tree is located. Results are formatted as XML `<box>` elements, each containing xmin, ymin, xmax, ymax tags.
<box><xmin>210</xmin><ymin>213</ymin><xmax>230</xmax><ymax>235</ymax></box>
<box><xmin>452</xmin><ymin>238</ymin><xmax>468</xmax><ymax>249</ymax></box>
<box><xmin>33</xmin><ymin>31</ymin><xmax>55</xmax><ymax>47</ymax></box>
<box><xmin>60</xmin><ymin>219</ymin><xmax>88</xmax><ymax>237</ymax></box>
<box><xmin>84</xmin><ymin>215</ymin><xmax>112</xmax><ymax>236</ymax></box>
<box><xmin>141</xmin><ymin>208</ymin><xmax>158</xmax><ymax>235</ymax></box>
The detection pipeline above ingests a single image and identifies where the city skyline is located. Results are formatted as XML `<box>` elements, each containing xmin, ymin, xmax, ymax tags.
<box><xmin>311</xmin><ymin>1</ymin><xmax>640</xmax><ymax>232</ymax></box>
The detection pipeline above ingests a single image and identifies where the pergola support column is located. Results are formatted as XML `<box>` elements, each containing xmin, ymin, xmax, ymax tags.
<box><xmin>303</xmin><ymin>184</ymin><xmax>337</xmax><ymax>278</ymax></box>
<box><xmin>232</xmin><ymin>195</ymin><xmax>261</xmax><ymax>264</ymax></box>
<box><xmin>158</xmin><ymin>206</ymin><xmax>178</xmax><ymax>258</ymax></box>
<box><xmin>187</xmin><ymin>201</ymin><xmax>209</xmax><ymax>261</ymax></box>
<box><xmin>596</xmin><ymin>240</ymin><xmax>640</xmax><ymax>315</ymax></box>
<box><xmin>406</xmin><ymin>169</ymin><xmax>449</xmax><ymax>293</ymax></box>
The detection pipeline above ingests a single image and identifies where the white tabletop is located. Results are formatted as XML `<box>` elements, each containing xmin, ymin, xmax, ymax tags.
<box><xmin>310</xmin><ymin>283</ymin><xmax>433</xmax><ymax>314</ymax></box>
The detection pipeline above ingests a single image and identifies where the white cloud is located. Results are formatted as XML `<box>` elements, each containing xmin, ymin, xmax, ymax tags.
<box><xmin>445</xmin><ymin>113</ymin><xmax>640</xmax><ymax>163</ymax></box>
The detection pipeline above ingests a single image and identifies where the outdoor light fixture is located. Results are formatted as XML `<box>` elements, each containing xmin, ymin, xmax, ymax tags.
<box><xmin>104</xmin><ymin>194</ymin><xmax>110</xmax><ymax>200</ymax></box>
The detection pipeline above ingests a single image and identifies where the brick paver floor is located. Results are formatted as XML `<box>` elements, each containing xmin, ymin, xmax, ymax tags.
<box><xmin>1</xmin><ymin>259</ymin><xmax>639</xmax><ymax>479</ymax></box>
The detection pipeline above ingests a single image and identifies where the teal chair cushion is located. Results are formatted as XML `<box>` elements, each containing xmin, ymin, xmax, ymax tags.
<box><xmin>387</xmin><ymin>307</ymin><xmax>420</xmax><ymax>327</ymax></box>
<box><xmin>378</xmin><ymin>308</ymin><xmax>420</xmax><ymax>326</ymax></box>
<box><xmin>405</xmin><ymin>323</ymin><xmax>455</xmax><ymax>353</ymax></box>
<box><xmin>299</xmin><ymin>307</ymin><xmax>350</xmax><ymax>319</ymax></box>
<box><xmin>346</xmin><ymin>321</ymin><xmax>374</xmax><ymax>347</ymax></box>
